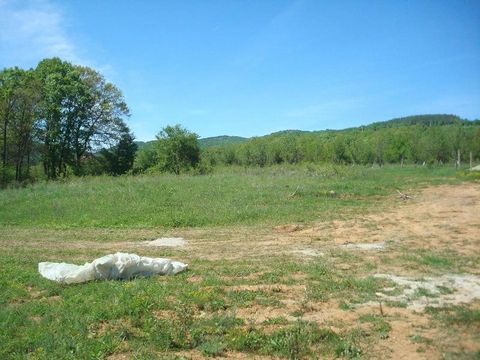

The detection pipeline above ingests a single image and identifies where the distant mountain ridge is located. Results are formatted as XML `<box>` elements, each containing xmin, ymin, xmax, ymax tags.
<box><xmin>366</xmin><ymin>114</ymin><xmax>477</xmax><ymax>129</ymax></box>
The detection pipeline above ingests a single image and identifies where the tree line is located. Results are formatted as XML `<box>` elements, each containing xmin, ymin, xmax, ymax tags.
<box><xmin>132</xmin><ymin>115</ymin><xmax>480</xmax><ymax>175</ymax></box>
<box><xmin>0</xmin><ymin>58</ymin><xmax>136</xmax><ymax>187</ymax></box>
<box><xmin>199</xmin><ymin>117</ymin><xmax>480</xmax><ymax>168</ymax></box>
<box><xmin>2</xmin><ymin>61</ymin><xmax>479</xmax><ymax>187</ymax></box>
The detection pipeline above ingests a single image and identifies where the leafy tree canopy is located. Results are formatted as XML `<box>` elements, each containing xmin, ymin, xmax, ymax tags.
<box><xmin>155</xmin><ymin>124</ymin><xmax>200</xmax><ymax>174</ymax></box>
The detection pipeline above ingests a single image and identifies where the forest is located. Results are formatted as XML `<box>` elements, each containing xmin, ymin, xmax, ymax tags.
<box><xmin>135</xmin><ymin>114</ymin><xmax>480</xmax><ymax>173</ymax></box>
<box><xmin>1</xmin><ymin>59</ymin><xmax>479</xmax><ymax>188</ymax></box>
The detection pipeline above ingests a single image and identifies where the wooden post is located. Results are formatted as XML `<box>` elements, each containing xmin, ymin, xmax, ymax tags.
<box><xmin>470</xmin><ymin>151</ymin><xmax>473</xmax><ymax>169</ymax></box>
<box><xmin>457</xmin><ymin>149</ymin><xmax>460</xmax><ymax>169</ymax></box>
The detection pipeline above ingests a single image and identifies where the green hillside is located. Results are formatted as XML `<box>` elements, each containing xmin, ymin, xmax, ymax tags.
<box><xmin>366</xmin><ymin>114</ymin><xmax>476</xmax><ymax>129</ymax></box>
<box><xmin>199</xmin><ymin>135</ymin><xmax>247</xmax><ymax>148</ymax></box>
<box><xmin>201</xmin><ymin>114</ymin><xmax>480</xmax><ymax>167</ymax></box>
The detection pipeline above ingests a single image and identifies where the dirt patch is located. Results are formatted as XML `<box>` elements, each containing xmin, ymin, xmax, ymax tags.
<box><xmin>235</xmin><ymin>306</ymin><xmax>297</xmax><ymax>324</ymax></box>
<box><xmin>374</xmin><ymin>319</ymin><xmax>437</xmax><ymax>359</ymax></box>
<box><xmin>142</xmin><ymin>237</ymin><xmax>186</xmax><ymax>247</ymax></box>
<box><xmin>175</xmin><ymin>349</ymin><xmax>273</xmax><ymax>360</ymax></box>
<box><xmin>106</xmin><ymin>353</ymin><xmax>132</xmax><ymax>360</ymax></box>
<box><xmin>274</xmin><ymin>224</ymin><xmax>302</xmax><ymax>233</ymax></box>
<box><xmin>299</xmin><ymin>183</ymin><xmax>480</xmax><ymax>256</ymax></box>
<box><xmin>152</xmin><ymin>309</ymin><xmax>176</xmax><ymax>319</ymax></box>
<box><xmin>290</xmin><ymin>248</ymin><xmax>324</xmax><ymax>257</ymax></box>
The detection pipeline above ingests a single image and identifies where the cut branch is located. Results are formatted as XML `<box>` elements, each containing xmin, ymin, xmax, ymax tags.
<box><xmin>288</xmin><ymin>185</ymin><xmax>301</xmax><ymax>198</ymax></box>
<box><xmin>396</xmin><ymin>189</ymin><xmax>414</xmax><ymax>200</ymax></box>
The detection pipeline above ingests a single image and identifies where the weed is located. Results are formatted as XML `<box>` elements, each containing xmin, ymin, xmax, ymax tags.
<box><xmin>410</xmin><ymin>334</ymin><xmax>433</xmax><ymax>345</ymax></box>
<box><xmin>265</xmin><ymin>321</ymin><xmax>322</xmax><ymax>359</ymax></box>
<box><xmin>199</xmin><ymin>337</ymin><xmax>226</xmax><ymax>357</ymax></box>
<box><xmin>263</xmin><ymin>316</ymin><xmax>289</xmax><ymax>325</ymax></box>
<box><xmin>359</xmin><ymin>313</ymin><xmax>392</xmax><ymax>339</ymax></box>
<box><xmin>414</xmin><ymin>287</ymin><xmax>439</xmax><ymax>299</ymax></box>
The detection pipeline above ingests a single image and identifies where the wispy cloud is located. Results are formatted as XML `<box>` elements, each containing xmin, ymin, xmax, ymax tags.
<box><xmin>0</xmin><ymin>0</ymin><xmax>80</xmax><ymax>67</ymax></box>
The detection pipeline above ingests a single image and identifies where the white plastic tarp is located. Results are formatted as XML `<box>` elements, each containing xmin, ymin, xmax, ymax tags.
<box><xmin>38</xmin><ymin>252</ymin><xmax>188</xmax><ymax>284</ymax></box>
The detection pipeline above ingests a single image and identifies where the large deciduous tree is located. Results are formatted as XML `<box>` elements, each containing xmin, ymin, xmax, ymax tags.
<box><xmin>36</xmin><ymin>58</ymin><xmax>130</xmax><ymax>178</ymax></box>
<box><xmin>73</xmin><ymin>66</ymin><xmax>130</xmax><ymax>175</ymax></box>
<box><xmin>155</xmin><ymin>124</ymin><xmax>200</xmax><ymax>174</ymax></box>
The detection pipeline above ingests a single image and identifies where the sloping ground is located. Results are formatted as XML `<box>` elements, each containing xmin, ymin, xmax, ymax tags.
<box><xmin>1</xmin><ymin>182</ymin><xmax>479</xmax><ymax>358</ymax></box>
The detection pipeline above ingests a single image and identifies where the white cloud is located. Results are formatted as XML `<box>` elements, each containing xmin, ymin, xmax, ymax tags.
<box><xmin>0</xmin><ymin>0</ymin><xmax>80</xmax><ymax>67</ymax></box>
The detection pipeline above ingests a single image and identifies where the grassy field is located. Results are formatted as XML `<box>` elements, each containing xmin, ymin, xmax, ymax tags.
<box><xmin>1</xmin><ymin>165</ymin><xmax>479</xmax><ymax>359</ymax></box>
<box><xmin>0</xmin><ymin>165</ymin><xmax>464</xmax><ymax>228</ymax></box>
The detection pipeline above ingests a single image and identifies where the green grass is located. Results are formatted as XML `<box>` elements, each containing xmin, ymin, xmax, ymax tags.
<box><xmin>400</xmin><ymin>248</ymin><xmax>477</xmax><ymax>274</ymax></box>
<box><xmin>0</xmin><ymin>164</ymin><xmax>465</xmax><ymax>229</ymax></box>
<box><xmin>424</xmin><ymin>306</ymin><xmax>480</xmax><ymax>359</ymax></box>
<box><xmin>358</xmin><ymin>313</ymin><xmax>392</xmax><ymax>339</ymax></box>
<box><xmin>426</xmin><ymin>305</ymin><xmax>480</xmax><ymax>327</ymax></box>
<box><xmin>0</xmin><ymin>249</ymin><xmax>373</xmax><ymax>359</ymax></box>
<box><xmin>0</xmin><ymin>164</ymin><xmax>476</xmax><ymax>358</ymax></box>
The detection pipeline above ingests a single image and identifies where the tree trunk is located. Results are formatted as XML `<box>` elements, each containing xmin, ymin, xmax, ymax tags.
<box><xmin>2</xmin><ymin>115</ymin><xmax>7</xmax><ymax>182</ymax></box>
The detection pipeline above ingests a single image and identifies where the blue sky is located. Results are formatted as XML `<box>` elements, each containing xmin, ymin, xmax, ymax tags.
<box><xmin>1</xmin><ymin>0</ymin><xmax>479</xmax><ymax>141</ymax></box>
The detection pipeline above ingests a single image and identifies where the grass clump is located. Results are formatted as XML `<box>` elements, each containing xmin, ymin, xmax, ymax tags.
<box><xmin>426</xmin><ymin>305</ymin><xmax>480</xmax><ymax>327</ymax></box>
<box><xmin>358</xmin><ymin>313</ymin><xmax>392</xmax><ymax>339</ymax></box>
<box><xmin>307</xmin><ymin>273</ymin><xmax>387</xmax><ymax>304</ymax></box>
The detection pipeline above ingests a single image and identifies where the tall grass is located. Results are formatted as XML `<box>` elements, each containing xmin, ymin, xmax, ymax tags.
<box><xmin>0</xmin><ymin>164</ymin><xmax>463</xmax><ymax>228</ymax></box>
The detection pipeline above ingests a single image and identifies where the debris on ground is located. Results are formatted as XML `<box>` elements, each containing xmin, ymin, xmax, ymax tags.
<box><xmin>341</xmin><ymin>241</ymin><xmax>386</xmax><ymax>250</ymax></box>
<box><xmin>38</xmin><ymin>252</ymin><xmax>188</xmax><ymax>284</ymax></box>
<box><xmin>143</xmin><ymin>237</ymin><xmax>187</xmax><ymax>247</ymax></box>
<box><xmin>396</xmin><ymin>189</ymin><xmax>414</xmax><ymax>200</ymax></box>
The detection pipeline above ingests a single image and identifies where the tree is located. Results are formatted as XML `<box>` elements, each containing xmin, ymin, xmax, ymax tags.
<box><xmin>0</xmin><ymin>68</ymin><xmax>41</xmax><ymax>185</ymax></box>
<box><xmin>155</xmin><ymin>125</ymin><xmax>200</xmax><ymax>174</ymax></box>
<box><xmin>133</xmin><ymin>142</ymin><xmax>157</xmax><ymax>172</ymax></box>
<box><xmin>8</xmin><ymin>69</ymin><xmax>41</xmax><ymax>182</ymax></box>
<box><xmin>36</xmin><ymin>58</ymin><xmax>85</xmax><ymax>178</ymax></box>
<box><xmin>0</xmin><ymin>68</ymin><xmax>24</xmax><ymax>184</ymax></box>
<box><xmin>72</xmin><ymin>65</ymin><xmax>130</xmax><ymax>175</ymax></box>
<box><xmin>100</xmin><ymin>123</ymin><xmax>137</xmax><ymax>175</ymax></box>
<box><xmin>35</xmin><ymin>58</ymin><xmax>130</xmax><ymax>178</ymax></box>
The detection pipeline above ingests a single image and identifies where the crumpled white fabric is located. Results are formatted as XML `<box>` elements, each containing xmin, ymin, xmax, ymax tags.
<box><xmin>38</xmin><ymin>252</ymin><xmax>188</xmax><ymax>284</ymax></box>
